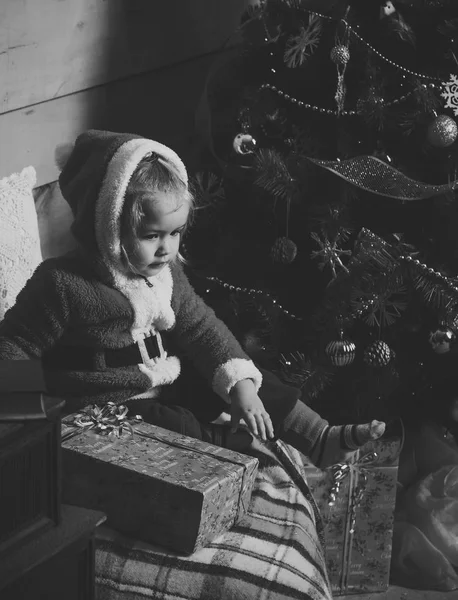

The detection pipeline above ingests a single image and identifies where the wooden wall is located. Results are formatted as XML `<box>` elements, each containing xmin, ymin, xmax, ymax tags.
<box><xmin>0</xmin><ymin>0</ymin><xmax>252</xmax><ymax>186</ymax></box>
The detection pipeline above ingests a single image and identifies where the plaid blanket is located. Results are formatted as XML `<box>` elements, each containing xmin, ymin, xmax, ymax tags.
<box><xmin>95</xmin><ymin>441</ymin><xmax>332</xmax><ymax>600</ymax></box>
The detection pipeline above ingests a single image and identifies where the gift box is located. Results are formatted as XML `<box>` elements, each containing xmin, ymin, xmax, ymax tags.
<box><xmin>61</xmin><ymin>406</ymin><xmax>258</xmax><ymax>555</ymax></box>
<box><xmin>304</xmin><ymin>434</ymin><xmax>402</xmax><ymax>596</ymax></box>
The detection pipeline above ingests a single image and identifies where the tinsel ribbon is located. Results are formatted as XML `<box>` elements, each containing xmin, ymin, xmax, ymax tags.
<box><xmin>71</xmin><ymin>402</ymin><xmax>143</xmax><ymax>438</ymax></box>
<box><xmin>308</xmin><ymin>156</ymin><xmax>458</xmax><ymax>200</ymax></box>
<box><xmin>328</xmin><ymin>450</ymin><xmax>378</xmax><ymax>592</ymax></box>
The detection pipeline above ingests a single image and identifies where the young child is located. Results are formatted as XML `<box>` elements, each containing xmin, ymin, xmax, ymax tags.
<box><xmin>0</xmin><ymin>130</ymin><xmax>385</xmax><ymax>467</ymax></box>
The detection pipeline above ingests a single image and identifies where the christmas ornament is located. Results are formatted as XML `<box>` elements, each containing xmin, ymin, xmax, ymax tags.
<box><xmin>330</xmin><ymin>41</ymin><xmax>350</xmax><ymax>115</ymax></box>
<box><xmin>427</xmin><ymin>114</ymin><xmax>458</xmax><ymax>148</ymax></box>
<box><xmin>271</xmin><ymin>237</ymin><xmax>298</xmax><ymax>264</ymax></box>
<box><xmin>325</xmin><ymin>333</ymin><xmax>356</xmax><ymax>367</ymax></box>
<box><xmin>363</xmin><ymin>340</ymin><xmax>392</xmax><ymax>367</ymax></box>
<box><xmin>330</xmin><ymin>45</ymin><xmax>350</xmax><ymax>66</ymax></box>
<box><xmin>310</xmin><ymin>231</ymin><xmax>351</xmax><ymax>278</ymax></box>
<box><xmin>380</xmin><ymin>1</ymin><xmax>396</xmax><ymax>17</ymax></box>
<box><xmin>233</xmin><ymin>133</ymin><xmax>257</xmax><ymax>155</ymax></box>
<box><xmin>429</xmin><ymin>325</ymin><xmax>456</xmax><ymax>354</ymax></box>
<box><xmin>441</xmin><ymin>74</ymin><xmax>458</xmax><ymax>117</ymax></box>
<box><xmin>284</xmin><ymin>15</ymin><xmax>322</xmax><ymax>68</ymax></box>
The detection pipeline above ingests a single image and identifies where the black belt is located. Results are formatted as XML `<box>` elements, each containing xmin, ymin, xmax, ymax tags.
<box><xmin>43</xmin><ymin>335</ymin><xmax>164</xmax><ymax>371</ymax></box>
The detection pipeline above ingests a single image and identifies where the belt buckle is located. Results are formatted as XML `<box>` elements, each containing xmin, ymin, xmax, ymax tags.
<box><xmin>136</xmin><ymin>331</ymin><xmax>166</xmax><ymax>365</ymax></box>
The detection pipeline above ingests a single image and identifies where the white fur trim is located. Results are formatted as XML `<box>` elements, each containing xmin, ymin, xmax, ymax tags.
<box><xmin>138</xmin><ymin>355</ymin><xmax>181</xmax><ymax>388</ymax></box>
<box><xmin>95</xmin><ymin>136</ymin><xmax>186</xmax><ymax>336</ymax></box>
<box><xmin>128</xmin><ymin>387</ymin><xmax>161</xmax><ymax>401</ymax></box>
<box><xmin>212</xmin><ymin>358</ymin><xmax>263</xmax><ymax>402</ymax></box>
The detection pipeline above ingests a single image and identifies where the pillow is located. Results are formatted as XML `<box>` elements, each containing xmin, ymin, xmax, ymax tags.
<box><xmin>34</xmin><ymin>181</ymin><xmax>76</xmax><ymax>260</ymax></box>
<box><xmin>0</xmin><ymin>166</ymin><xmax>42</xmax><ymax>320</ymax></box>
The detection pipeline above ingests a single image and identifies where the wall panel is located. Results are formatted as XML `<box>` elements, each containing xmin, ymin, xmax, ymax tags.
<box><xmin>0</xmin><ymin>52</ymin><xmax>222</xmax><ymax>186</ymax></box>
<box><xmin>0</xmin><ymin>0</ymin><xmax>249</xmax><ymax>114</ymax></box>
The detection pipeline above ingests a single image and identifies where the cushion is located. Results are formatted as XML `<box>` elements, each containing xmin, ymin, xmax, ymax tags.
<box><xmin>34</xmin><ymin>181</ymin><xmax>76</xmax><ymax>260</ymax></box>
<box><xmin>0</xmin><ymin>167</ymin><xmax>42</xmax><ymax>320</ymax></box>
<box><xmin>94</xmin><ymin>442</ymin><xmax>332</xmax><ymax>600</ymax></box>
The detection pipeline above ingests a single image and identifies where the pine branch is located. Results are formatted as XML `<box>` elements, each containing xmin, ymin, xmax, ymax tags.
<box><xmin>386</xmin><ymin>13</ymin><xmax>416</xmax><ymax>45</ymax></box>
<box><xmin>412</xmin><ymin>79</ymin><xmax>442</xmax><ymax>113</ymax></box>
<box><xmin>437</xmin><ymin>18</ymin><xmax>458</xmax><ymax>38</ymax></box>
<box><xmin>284</xmin><ymin>15</ymin><xmax>322</xmax><ymax>68</ymax></box>
<box><xmin>254</xmin><ymin>149</ymin><xmax>298</xmax><ymax>201</ymax></box>
<box><xmin>277</xmin><ymin>352</ymin><xmax>333</xmax><ymax>398</ymax></box>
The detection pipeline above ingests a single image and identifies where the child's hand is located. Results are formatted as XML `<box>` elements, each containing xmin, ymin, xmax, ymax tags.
<box><xmin>229</xmin><ymin>379</ymin><xmax>274</xmax><ymax>442</ymax></box>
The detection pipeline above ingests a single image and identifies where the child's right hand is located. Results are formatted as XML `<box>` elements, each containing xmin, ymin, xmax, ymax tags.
<box><xmin>229</xmin><ymin>379</ymin><xmax>275</xmax><ymax>442</ymax></box>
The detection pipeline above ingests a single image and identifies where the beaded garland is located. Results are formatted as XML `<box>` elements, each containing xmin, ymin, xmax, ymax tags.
<box><xmin>287</xmin><ymin>6</ymin><xmax>444</xmax><ymax>83</ymax></box>
<box><xmin>401</xmin><ymin>254</ymin><xmax>458</xmax><ymax>295</ymax></box>
<box><xmin>259</xmin><ymin>82</ymin><xmax>437</xmax><ymax>117</ymax></box>
<box><xmin>258</xmin><ymin>4</ymin><xmax>446</xmax><ymax>117</ymax></box>
<box><xmin>204</xmin><ymin>276</ymin><xmax>302</xmax><ymax>320</ymax></box>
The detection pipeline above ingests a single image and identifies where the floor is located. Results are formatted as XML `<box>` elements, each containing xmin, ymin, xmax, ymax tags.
<box><xmin>340</xmin><ymin>586</ymin><xmax>458</xmax><ymax>599</ymax></box>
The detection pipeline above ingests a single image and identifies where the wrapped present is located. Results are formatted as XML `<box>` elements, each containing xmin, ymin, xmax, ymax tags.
<box><xmin>304</xmin><ymin>434</ymin><xmax>402</xmax><ymax>596</ymax></box>
<box><xmin>61</xmin><ymin>404</ymin><xmax>258</xmax><ymax>555</ymax></box>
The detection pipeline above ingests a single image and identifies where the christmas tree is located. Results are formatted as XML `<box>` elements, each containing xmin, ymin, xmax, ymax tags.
<box><xmin>186</xmin><ymin>0</ymin><xmax>458</xmax><ymax>430</ymax></box>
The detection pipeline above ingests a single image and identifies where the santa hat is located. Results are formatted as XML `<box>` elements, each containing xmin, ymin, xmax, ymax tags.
<box><xmin>56</xmin><ymin>129</ymin><xmax>188</xmax><ymax>259</ymax></box>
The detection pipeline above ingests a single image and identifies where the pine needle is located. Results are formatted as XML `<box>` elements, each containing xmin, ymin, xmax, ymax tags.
<box><xmin>284</xmin><ymin>15</ymin><xmax>322</xmax><ymax>68</ymax></box>
<box><xmin>254</xmin><ymin>149</ymin><xmax>297</xmax><ymax>201</ymax></box>
<box><xmin>387</xmin><ymin>14</ymin><xmax>416</xmax><ymax>46</ymax></box>
<box><xmin>278</xmin><ymin>352</ymin><xmax>332</xmax><ymax>398</ymax></box>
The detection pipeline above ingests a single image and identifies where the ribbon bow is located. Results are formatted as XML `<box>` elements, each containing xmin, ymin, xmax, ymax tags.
<box><xmin>328</xmin><ymin>451</ymin><xmax>378</xmax><ymax>533</ymax></box>
<box><xmin>72</xmin><ymin>402</ymin><xmax>143</xmax><ymax>438</ymax></box>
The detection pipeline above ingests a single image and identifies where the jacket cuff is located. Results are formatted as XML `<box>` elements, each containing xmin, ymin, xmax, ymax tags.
<box><xmin>212</xmin><ymin>359</ymin><xmax>263</xmax><ymax>402</ymax></box>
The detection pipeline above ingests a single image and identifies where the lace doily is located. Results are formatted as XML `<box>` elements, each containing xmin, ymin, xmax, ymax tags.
<box><xmin>0</xmin><ymin>166</ymin><xmax>42</xmax><ymax>320</ymax></box>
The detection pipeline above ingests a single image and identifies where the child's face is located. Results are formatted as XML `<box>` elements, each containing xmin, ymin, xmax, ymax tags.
<box><xmin>126</xmin><ymin>191</ymin><xmax>189</xmax><ymax>277</ymax></box>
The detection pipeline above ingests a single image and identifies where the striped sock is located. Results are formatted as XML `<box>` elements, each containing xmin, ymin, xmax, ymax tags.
<box><xmin>310</xmin><ymin>420</ymin><xmax>386</xmax><ymax>469</ymax></box>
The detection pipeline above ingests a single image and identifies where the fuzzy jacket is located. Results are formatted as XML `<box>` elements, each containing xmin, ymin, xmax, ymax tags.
<box><xmin>0</xmin><ymin>130</ymin><xmax>262</xmax><ymax>414</ymax></box>
<box><xmin>0</xmin><ymin>253</ymin><xmax>262</xmax><ymax>412</ymax></box>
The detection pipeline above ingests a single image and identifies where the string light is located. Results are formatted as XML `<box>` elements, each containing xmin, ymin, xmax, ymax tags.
<box><xmin>204</xmin><ymin>276</ymin><xmax>302</xmax><ymax>320</ymax></box>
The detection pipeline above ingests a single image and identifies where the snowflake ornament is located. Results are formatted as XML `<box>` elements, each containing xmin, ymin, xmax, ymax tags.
<box><xmin>441</xmin><ymin>74</ymin><xmax>458</xmax><ymax>116</ymax></box>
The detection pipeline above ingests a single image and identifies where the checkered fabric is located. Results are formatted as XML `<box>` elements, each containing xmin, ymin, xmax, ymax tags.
<box><xmin>95</xmin><ymin>441</ymin><xmax>332</xmax><ymax>600</ymax></box>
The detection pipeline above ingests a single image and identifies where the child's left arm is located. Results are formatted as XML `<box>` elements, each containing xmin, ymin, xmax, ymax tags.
<box><xmin>169</xmin><ymin>262</ymin><xmax>263</xmax><ymax>404</ymax></box>
<box><xmin>230</xmin><ymin>378</ymin><xmax>274</xmax><ymax>441</ymax></box>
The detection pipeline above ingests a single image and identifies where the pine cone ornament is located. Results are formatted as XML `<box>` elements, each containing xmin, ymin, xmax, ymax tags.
<box><xmin>325</xmin><ymin>337</ymin><xmax>356</xmax><ymax>367</ymax></box>
<box><xmin>363</xmin><ymin>340</ymin><xmax>392</xmax><ymax>367</ymax></box>
<box><xmin>271</xmin><ymin>237</ymin><xmax>298</xmax><ymax>264</ymax></box>
<box><xmin>330</xmin><ymin>45</ymin><xmax>350</xmax><ymax>66</ymax></box>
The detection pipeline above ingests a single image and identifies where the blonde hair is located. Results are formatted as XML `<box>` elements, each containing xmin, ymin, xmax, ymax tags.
<box><xmin>120</xmin><ymin>153</ymin><xmax>194</xmax><ymax>272</ymax></box>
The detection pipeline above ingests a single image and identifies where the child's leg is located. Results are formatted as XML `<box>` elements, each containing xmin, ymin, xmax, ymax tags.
<box><xmin>278</xmin><ymin>399</ymin><xmax>385</xmax><ymax>468</ymax></box>
<box><xmin>126</xmin><ymin>396</ymin><xmax>210</xmax><ymax>441</ymax></box>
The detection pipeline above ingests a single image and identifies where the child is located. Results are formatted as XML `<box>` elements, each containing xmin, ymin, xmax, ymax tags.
<box><xmin>0</xmin><ymin>130</ymin><xmax>385</xmax><ymax>467</ymax></box>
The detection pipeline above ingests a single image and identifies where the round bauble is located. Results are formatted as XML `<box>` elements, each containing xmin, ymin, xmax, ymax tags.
<box><xmin>429</xmin><ymin>325</ymin><xmax>456</xmax><ymax>354</ymax></box>
<box><xmin>325</xmin><ymin>337</ymin><xmax>356</xmax><ymax>367</ymax></box>
<box><xmin>271</xmin><ymin>237</ymin><xmax>298</xmax><ymax>264</ymax></box>
<box><xmin>427</xmin><ymin>115</ymin><xmax>458</xmax><ymax>148</ymax></box>
<box><xmin>233</xmin><ymin>133</ymin><xmax>257</xmax><ymax>155</ymax></box>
